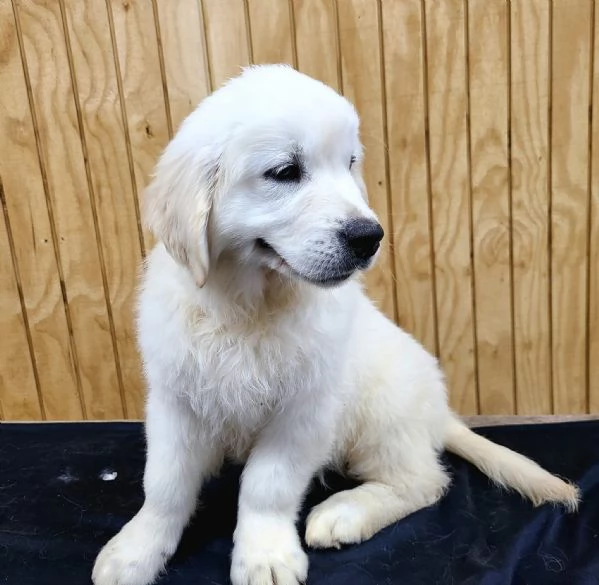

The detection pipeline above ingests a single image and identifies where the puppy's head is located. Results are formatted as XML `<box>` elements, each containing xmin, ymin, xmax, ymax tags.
<box><xmin>144</xmin><ymin>65</ymin><xmax>383</xmax><ymax>288</ymax></box>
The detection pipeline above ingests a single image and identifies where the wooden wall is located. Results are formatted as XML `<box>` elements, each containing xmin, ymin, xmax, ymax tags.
<box><xmin>1</xmin><ymin>0</ymin><xmax>598</xmax><ymax>420</ymax></box>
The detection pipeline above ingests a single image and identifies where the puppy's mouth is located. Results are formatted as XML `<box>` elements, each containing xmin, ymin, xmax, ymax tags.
<box><xmin>256</xmin><ymin>237</ymin><xmax>280</xmax><ymax>255</ymax></box>
<box><xmin>255</xmin><ymin>238</ymin><xmax>353</xmax><ymax>287</ymax></box>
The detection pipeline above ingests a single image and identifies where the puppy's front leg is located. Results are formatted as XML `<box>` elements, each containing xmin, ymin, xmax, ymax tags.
<box><xmin>231</xmin><ymin>397</ymin><xmax>335</xmax><ymax>585</ymax></box>
<box><xmin>92</xmin><ymin>391</ymin><xmax>222</xmax><ymax>585</ymax></box>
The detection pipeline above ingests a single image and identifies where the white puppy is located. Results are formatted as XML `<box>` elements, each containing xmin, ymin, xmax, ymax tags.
<box><xmin>92</xmin><ymin>65</ymin><xmax>579</xmax><ymax>585</ymax></box>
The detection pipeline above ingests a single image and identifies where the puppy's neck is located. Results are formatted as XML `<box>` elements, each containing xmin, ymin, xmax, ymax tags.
<box><xmin>199</xmin><ymin>257</ymin><xmax>311</xmax><ymax>326</ymax></box>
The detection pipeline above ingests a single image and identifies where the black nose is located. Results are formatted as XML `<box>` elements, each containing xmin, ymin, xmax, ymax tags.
<box><xmin>342</xmin><ymin>218</ymin><xmax>384</xmax><ymax>261</ymax></box>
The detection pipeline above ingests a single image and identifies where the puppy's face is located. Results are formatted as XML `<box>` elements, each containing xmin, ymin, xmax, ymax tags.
<box><xmin>213</xmin><ymin>115</ymin><xmax>382</xmax><ymax>288</ymax></box>
<box><xmin>145</xmin><ymin>66</ymin><xmax>383</xmax><ymax>288</ymax></box>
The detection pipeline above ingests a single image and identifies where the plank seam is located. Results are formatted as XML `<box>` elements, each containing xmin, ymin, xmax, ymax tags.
<box><xmin>376</xmin><ymin>0</ymin><xmax>399</xmax><ymax>325</ymax></box>
<box><xmin>197</xmin><ymin>0</ymin><xmax>214</xmax><ymax>93</ymax></box>
<box><xmin>548</xmin><ymin>0</ymin><xmax>555</xmax><ymax>414</ymax></box>
<box><xmin>332</xmin><ymin>0</ymin><xmax>343</xmax><ymax>93</ymax></box>
<box><xmin>151</xmin><ymin>0</ymin><xmax>174</xmax><ymax>139</ymax></box>
<box><xmin>11</xmin><ymin>0</ymin><xmax>87</xmax><ymax>419</ymax></box>
<box><xmin>464</xmin><ymin>0</ymin><xmax>481</xmax><ymax>414</ymax></box>
<box><xmin>0</xmin><ymin>176</ymin><xmax>45</xmax><ymax>420</ymax></box>
<box><xmin>585</xmin><ymin>0</ymin><xmax>596</xmax><ymax>415</ymax></box>
<box><xmin>507</xmin><ymin>0</ymin><xmax>518</xmax><ymax>414</ymax></box>
<box><xmin>104</xmin><ymin>0</ymin><xmax>146</xmax><ymax>259</ymax></box>
<box><xmin>199</xmin><ymin>0</ymin><xmax>216</xmax><ymax>91</ymax></box>
<box><xmin>243</xmin><ymin>0</ymin><xmax>254</xmax><ymax>65</ymax></box>
<box><xmin>58</xmin><ymin>0</ymin><xmax>127</xmax><ymax>418</ymax></box>
<box><xmin>419</xmin><ymin>0</ymin><xmax>440</xmax><ymax>356</ymax></box>
<box><xmin>288</xmin><ymin>0</ymin><xmax>299</xmax><ymax>69</ymax></box>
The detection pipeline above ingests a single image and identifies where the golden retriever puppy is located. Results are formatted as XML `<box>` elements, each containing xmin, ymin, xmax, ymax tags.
<box><xmin>93</xmin><ymin>65</ymin><xmax>579</xmax><ymax>585</ymax></box>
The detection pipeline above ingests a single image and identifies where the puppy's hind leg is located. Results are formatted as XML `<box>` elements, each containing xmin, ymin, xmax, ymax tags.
<box><xmin>305</xmin><ymin>446</ymin><xmax>449</xmax><ymax>549</ymax></box>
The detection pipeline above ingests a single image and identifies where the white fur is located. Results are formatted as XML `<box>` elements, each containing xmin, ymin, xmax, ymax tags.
<box><xmin>92</xmin><ymin>65</ymin><xmax>579</xmax><ymax>585</ymax></box>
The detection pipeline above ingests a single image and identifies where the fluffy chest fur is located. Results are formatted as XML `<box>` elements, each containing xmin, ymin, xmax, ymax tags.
<box><xmin>184</xmin><ymin>307</ymin><xmax>335</xmax><ymax>430</ymax></box>
<box><xmin>138</xmin><ymin>246</ymin><xmax>357</xmax><ymax>456</ymax></box>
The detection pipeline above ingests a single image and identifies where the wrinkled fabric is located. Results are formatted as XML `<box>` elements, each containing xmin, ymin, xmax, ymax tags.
<box><xmin>1</xmin><ymin>421</ymin><xmax>598</xmax><ymax>585</ymax></box>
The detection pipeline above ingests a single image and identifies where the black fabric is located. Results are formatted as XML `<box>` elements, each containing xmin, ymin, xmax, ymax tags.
<box><xmin>1</xmin><ymin>421</ymin><xmax>598</xmax><ymax>585</ymax></box>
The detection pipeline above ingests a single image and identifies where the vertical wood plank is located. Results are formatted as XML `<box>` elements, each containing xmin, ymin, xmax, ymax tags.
<box><xmin>510</xmin><ymin>0</ymin><xmax>552</xmax><ymax>415</ymax></box>
<box><xmin>62</xmin><ymin>0</ymin><xmax>145</xmax><ymax>419</ymax></box>
<box><xmin>468</xmin><ymin>0</ymin><xmax>514</xmax><ymax>414</ymax></box>
<box><xmin>155</xmin><ymin>0</ymin><xmax>211</xmax><ymax>132</ymax></box>
<box><xmin>292</xmin><ymin>0</ymin><xmax>340</xmax><ymax>90</ymax></box>
<box><xmin>551</xmin><ymin>0</ymin><xmax>592</xmax><ymax>414</ymax></box>
<box><xmin>337</xmin><ymin>0</ymin><xmax>396</xmax><ymax>321</ymax></box>
<box><xmin>0</xmin><ymin>198</ymin><xmax>42</xmax><ymax>420</ymax></box>
<box><xmin>589</xmin><ymin>0</ymin><xmax>599</xmax><ymax>414</ymax></box>
<box><xmin>0</xmin><ymin>0</ymin><xmax>82</xmax><ymax>419</ymax></box>
<box><xmin>2</xmin><ymin>0</ymin><xmax>597</xmax><ymax>419</ymax></box>
<box><xmin>425</xmin><ymin>0</ymin><xmax>477</xmax><ymax>412</ymax></box>
<box><xmin>247</xmin><ymin>0</ymin><xmax>294</xmax><ymax>65</ymax></box>
<box><xmin>382</xmin><ymin>0</ymin><xmax>436</xmax><ymax>353</ymax></box>
<box><xmin>15</xmin><ymin>0</ymin><xmax>124</xmax><ymax>419</ymax></box>
<box><xmin>202</xmin><ymin>0</ymin><xmax>250</xmax><ymax>88</ymax></box>
<box><xmin>108</xmin><ymin>0</ymin><xmax>171</xmax><ymax>253</ymax></box>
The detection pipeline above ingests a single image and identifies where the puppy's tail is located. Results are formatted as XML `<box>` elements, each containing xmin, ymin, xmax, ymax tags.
<box><xmin>444</xmin><ymin>416</ymin><xmax>580</xmax><ymax>512</ymax></box>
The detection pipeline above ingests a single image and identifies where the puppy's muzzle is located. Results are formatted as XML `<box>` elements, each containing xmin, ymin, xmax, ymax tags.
<box><xmin>341</xmin><ymin>218</ymin><xmax>384</xmax><ymax>263</ymax></box>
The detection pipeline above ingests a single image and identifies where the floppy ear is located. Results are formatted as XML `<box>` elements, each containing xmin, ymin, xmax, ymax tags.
<box><xmin>143</xmin><ymin>144</ymin><xmax>219</xmax><ymax>287</ymax></box>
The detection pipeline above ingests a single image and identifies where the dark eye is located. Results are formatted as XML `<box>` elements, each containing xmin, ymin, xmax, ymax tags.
<box><xmin>264</xmin><ymin>162</ymin><xmax>302</xmax><ymax>182</ymax></box>
<box><xmin>349</xmin><ymin>155</ymin><xmax>357</xmax><ymax>169</ymax></box>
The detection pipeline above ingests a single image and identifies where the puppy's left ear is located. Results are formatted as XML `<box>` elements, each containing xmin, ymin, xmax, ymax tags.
<box><xmin>143</xmin><ymin>144</ymin><xmax>219</xmax><ymax>287</ymax></box>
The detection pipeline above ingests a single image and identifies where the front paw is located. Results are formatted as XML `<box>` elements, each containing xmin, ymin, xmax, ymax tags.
<box><xmin>92</xmin><ymin>509</ymin><xmax>179</xmax><ymax>585</ymax></box>
<box><xmin>231</xmin><ymin>515</ymin><xmax>308</xmax><ymax>585</ymax></box>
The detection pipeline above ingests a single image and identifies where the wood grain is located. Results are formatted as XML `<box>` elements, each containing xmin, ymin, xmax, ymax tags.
<box><xmin>337</xmin><ymin>0</ymin><xmax>395</xmax><ymax>321</ymax></box>
<box><xmin>0</xmin><ymin>0</ymin><xmax>82</xmax><ymax>420</ymax></box>
<box><xmin>62</xmin><ymin>0</ymin><xmax>145</xmax><ymax>419</ymax></box>
<box><xmin>550</xmin><ymin>0</ymin><xmax>592</xmax><ymax>414</ymax></box>
<box><xmin>108</xmin><ymin>0</ymin><xmax>171</xmax><ymax>252</ymax></box>
<box><xmin>379</xmin><ymin>1</ymin><xmax>435</xmax><ymax>352</ymax></box>
<box><xmin>424</xmin><ymin>0</ymin><xmax>477</xmax><ymax>413</ymax></box>
<box><xmin>15</xmin><ymin>0</ymin><xmax>124</xmax><ymax>419</ymax></box>
<box><xmin>202</xmin><ymin>0</ymin><xmax>250</xmax><ymax>88</ymax></box>
<box><xmin>590</xmin><ymin>0</ymin><xmax>599</xmax><ymax>414</ymax></box>
<box><xmin>468</xmin><ymin>0</ymin><xmax>514</xmax><ymax>414</ymax></box>
<box><xmin>154</xmin><ymin>0</ymin><xmax>211</xmax><ymax>132</ymax></box>
<box><xmin>0</xmin><ymin>182</ymin><xmax>45</xmax><ymax>420</ymax></box>
<box><xmin>0</xmin><ymin>181</ymin><xmax>42</xmax><ymax>420</ymax></box>
<box><xmin>2</xmin><ymin>0</ymin><xmax>599</xmax><ymax>419</ymax></box>
<box><xmin>292</xmin><ymin>0</ymin><xmax>340</xmax><ymax>90</ymax></box>
<box><xmin>247</xmin><ymin>0</ymin><xmax>294</xmax><ymax>66</ymax></box>
<box><xmin>510</xmin><ymin>0</ymin><xmax>552</xmax><ymax>415</ymax></box>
